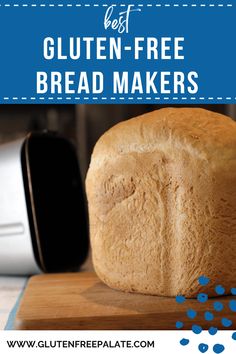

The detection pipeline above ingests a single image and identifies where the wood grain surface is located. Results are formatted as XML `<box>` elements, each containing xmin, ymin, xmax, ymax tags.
<box><xmin>14</xmin><ymin>272</ymin><xmax>236</xmax><ymax>330</ymax></box>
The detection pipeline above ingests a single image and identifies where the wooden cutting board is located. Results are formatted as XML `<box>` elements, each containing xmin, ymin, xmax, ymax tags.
<box><xmin>14</xmin><ymin>272</ymin><xmax>236</xmax><ymax>330</ymax></box>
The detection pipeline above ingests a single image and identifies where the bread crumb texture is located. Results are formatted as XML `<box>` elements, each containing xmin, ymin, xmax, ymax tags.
<box><xmin>86</xmin><ymin>108</ymin><xmax>236</xmax><ymax>297</ymax></box>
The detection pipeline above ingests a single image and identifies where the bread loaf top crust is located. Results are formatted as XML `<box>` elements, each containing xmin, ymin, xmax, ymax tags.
<box><xmin>90</xmin><ymin>108</ymin><xmax>236</xmax><ymax>163</ymax></box>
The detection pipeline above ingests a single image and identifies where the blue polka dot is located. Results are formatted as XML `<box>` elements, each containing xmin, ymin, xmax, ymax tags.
<box><xmin>231</xmin><ymin>288</ymin><xmax>236</xmax><ymax>295</ymax></box>
<box><xmin>215</xmin><ymin>285</ymin><xmax>225</xmax><ymax>295</ymax></box>
<box><xmin>221</xmin><ymin>318</ymin><xmax>232</xmax><ymax>328</ymax></box>
<box><xmin>192</xmin><ymin>324</ymin><xmax>202</xmax><ymax>334</ymax></box>
<box><xmin>232</xmin><ymin>332</ymin><xmax>236</xmax><ymax>340</ymax></box>
<box><xmin>176</xmin><ymin>295</ymin><xmax>186</xmax><ymax>304</ymax></box>
<box><xmin>187</xmin><ymin>309</ymin><xmax>197</xmax><ymax>319</ymax></box>
<box><xmin>213</xmin><ymin>344</ymin><xmax>225</xmax><ymax>353</ymax></box>
<box><xmin>198</xmin><ymin>276</ymin><xmax>210</xmax><ymax>286</ymax></box>
<box><xmin>204</xmin><ymin>311</ymin><xmax>214</xmax><ymax>321</ymax></box>
<box><xmin>198</xmin><ymin>343</ymin><xmax>209</xmax><ymax>353</ymax></box>
<box><xmin>176</xmin><ymin>321</ymin><xmax>184</xmax><ymax>329</ymax></box>
<box><xmin>229</xmin><ymin>299</ymin><xmax>236</xmax><ymax>312</ymax></box>
<box><xmin>213</xmin><ymin>301</ymin><xmax>224</xmax><ymax>312</ymax></box>
<box><xmin>208</xmin><ymin>327</ymin><xmax>218</xmax><ymax>335</ymax></box>
<box><xmin>197</xmin><ymin>293</ymin><xmax>208</xmax><ymax>303</ymax></box>
<box><xmin>180</xmin><ymin>338</ymin><xmax>189</xmax><ymax>346</ymax></box>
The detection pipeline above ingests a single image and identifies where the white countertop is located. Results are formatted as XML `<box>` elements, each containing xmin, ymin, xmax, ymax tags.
<box><xmin>0</xmin><ymin>276</ymin><xmax>27</xmax><ymax>329</ymax></box>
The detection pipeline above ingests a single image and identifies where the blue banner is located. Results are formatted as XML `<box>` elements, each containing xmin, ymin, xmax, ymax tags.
<box><xmin>0</xmin><ymin>0</ymin><xmax>235</xmax><ymax>104</ymax></box>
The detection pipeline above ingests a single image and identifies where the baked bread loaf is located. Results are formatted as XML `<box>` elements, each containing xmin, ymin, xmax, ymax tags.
<box><xmin>86</xmin><ymin>108</ymin><xmax>236</xmax><ymax>297</ymax></box>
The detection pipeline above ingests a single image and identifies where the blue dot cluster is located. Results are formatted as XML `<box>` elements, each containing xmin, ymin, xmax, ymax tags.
<box><xmin>229</xmin><ymin>299</ymin><xmax>236</xmax><ymax>312</ymax></box>
<box><xmin>214</xmin><ymin>301</ymin><xmax>224</xmax><ymax>312</ymax></box>
<box><xmin>176</xmin><ymin>321</ymin><xmax>183</xmax><ymax>329</ymax></box>
<box><xmin>198</xmin><ymin>343</ymin><xmax>208</xmax><ymax>353</ymax></box>
<box><xmin>197</xmin><ymin>293</ymin><xmax>208</xmax><ymax>303</ymax></box>
<box><xmin>215</xmin><ymin>285</ymin><xmax>225</xmax><ymax>295</ymax></box>
<box><xmin>187</xmin><ymin>309</ymin><xmax>197</xmax><ymax>319</ymax></box>
<box><xmin>192</xmin><ymin>324</ymin><xmax>202</xmax><ymax>334</ymax></box>
<box><xmin>204</xmin><ymin>311</ymin><xmax>214</xmax><ymax>321</ymax></box>
<box><xmin>208</xmin><ymin>327</ymin><xmax>218</xmax><ymax>336</ymax></box>
<box><xmin>180</xmin><ymin>338</ymin><xmax>189</xmax><ymax>346</ymax></box>
<box><xmin>176</xmin><ymin>275</ymin><xmax>236</xmax><ymax>353</ymax></box>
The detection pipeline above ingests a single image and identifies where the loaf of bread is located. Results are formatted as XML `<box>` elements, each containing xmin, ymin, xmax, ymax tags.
<box><xmin>86</xmin><ymin>108</ymin><xmax>236</xmax><ymax>297</ymax></box>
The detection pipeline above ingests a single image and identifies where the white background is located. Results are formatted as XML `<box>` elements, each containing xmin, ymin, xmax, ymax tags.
<box><xmin>0</xmin><ymin>330</ymin><xmax>235</xmax><ymax>354</ymax></box>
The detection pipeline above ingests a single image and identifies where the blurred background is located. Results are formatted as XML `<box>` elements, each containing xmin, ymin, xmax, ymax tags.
<box><xmin>1</xmin><ymin>104</ymin><xmax>235</xmax><ymax>184</ymax></box>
